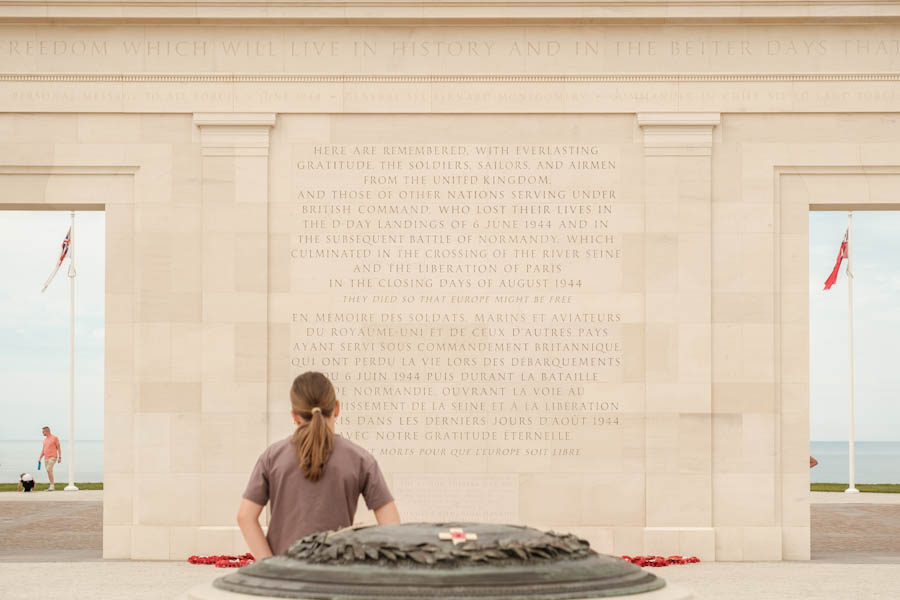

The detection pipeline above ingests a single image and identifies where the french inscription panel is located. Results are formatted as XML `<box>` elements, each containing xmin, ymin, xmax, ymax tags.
<box><xmin>288</xmin><ymin>141</ymin><xmax>643</xmax><ymax>472</ymax></box>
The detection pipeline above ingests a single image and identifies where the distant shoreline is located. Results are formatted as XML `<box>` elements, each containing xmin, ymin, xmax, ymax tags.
<box><xmin>0</xmin><ymin>440</ymin><xmax>104</xmax><ymax>485</ymax></box>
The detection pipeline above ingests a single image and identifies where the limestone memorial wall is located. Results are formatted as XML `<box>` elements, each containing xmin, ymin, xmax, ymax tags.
<box><xmin>2</xmin><ymin>0</ymin><xmax>900</xmax><ymax>562</ymax></box>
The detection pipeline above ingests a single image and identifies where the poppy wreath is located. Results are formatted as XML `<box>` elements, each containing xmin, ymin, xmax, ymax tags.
<box><xmin>621</xmin><ymin>555</ymin><xmax>700</xmax><ymax>567</ymax></box>
<box><xmin>188</xmin><ymin>553</ymin><xmax>255</xmax><ymax>568</ymax></box>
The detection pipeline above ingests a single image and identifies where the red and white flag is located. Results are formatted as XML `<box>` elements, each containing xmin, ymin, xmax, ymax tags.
<box><xmin>823</xmin><ymin>228</ymin><xmax>848</xmax><ymax>290</ymax></box>
<box><xmin>41</xmin><ymin>228</ymin><xmax>71</xmax><ymax>293</ymax></box>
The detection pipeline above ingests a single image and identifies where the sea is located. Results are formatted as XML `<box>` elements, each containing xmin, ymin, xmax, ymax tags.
<box><xmin>810</xmin><ymin>441</ymin><xmax>900</xmax><ymax>484</ymax></box>
<box><xmin>0</xmin><ymin>440</ymin><xmax>104</xmax><ymax>484</ymax></box>
<box><xmin>1</xmin><ymin>440</ymin><xmax>898</xmax><ymax>485</ymax></box>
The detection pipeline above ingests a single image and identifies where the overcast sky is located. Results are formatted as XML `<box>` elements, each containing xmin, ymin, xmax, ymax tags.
<box><xmin>810</xmin><ymin>211</ymin><xmax>900</xmax><ymax>441</ymax></box>
<box><xmin>0</xmin><ymin>211</ymin><xmax>105</xmax><ymax>441</ymax></box>
<box><xmin>0</xmin><ymin>210</ymin><xmax>898</xmax><ymax>441</ymax></box>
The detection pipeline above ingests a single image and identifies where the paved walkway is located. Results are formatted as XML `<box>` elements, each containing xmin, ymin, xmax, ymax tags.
<box><xmin>0</xmin><ymin>489</ymin><xmax>102</xmax><ymax>502</ymax></box>
<box><xmin>0</xmin><ymin>492</ymin><xmax>102</xmax><ymax>561</ymax></box>
<box><xmin>0</xmin><ymin>561</ymin><xmax>899</xmax><ymax>600</ymax></box>
<box><xmin>0</xmin><ymin>562</ymin><xmax>219</xmax><ymax>600</ymax></box>
<box><xmin>811</xmin><ymin>491</ymin><xmax>900</xmax><ymax>504</ymax></box>
<box><xmin>811</xmin><ymin>502</ymin><xmax>900</xmax><ymax>562</ymax></box>
<box><xmin>662</xmin><ymin>562</ymin><xmax>900</xmax><ymax>599</ymax></box>
<box><xmin>2</xmin><ymin>490</ymin><xmax>900</xmax><ymax>598</ymax></box>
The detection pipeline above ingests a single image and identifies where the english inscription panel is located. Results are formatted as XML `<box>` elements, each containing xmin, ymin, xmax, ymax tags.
<box><xmin>288</xmin><ymin>141</ymin><xmax>643</xmax><ymax>489</ymax></box>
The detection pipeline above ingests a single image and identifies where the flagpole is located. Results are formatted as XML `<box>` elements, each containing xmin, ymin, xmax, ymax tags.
<box><xmin>65</xmin><ymin>211</ymin><xmax>78</xmax><ymax>492</ymax></box>
<box><xmin>845</xmin><ymin>211</ymin><xmax>859</xmax><ymax>494</ymax></box>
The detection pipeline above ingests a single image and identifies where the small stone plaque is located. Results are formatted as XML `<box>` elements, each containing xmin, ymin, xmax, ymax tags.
<box><xmin>392</xmin><ymin>473</ymin><xmax>519</xmax><ymax>523</ymax></box>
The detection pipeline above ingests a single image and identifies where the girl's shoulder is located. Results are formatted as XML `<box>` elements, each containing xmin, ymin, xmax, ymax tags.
<box><xmin>332</xmin><ymin>435</ymin><xmax>378</xmax><ymax>464</ymax></box>
<box><xmin>260</xmin><ymin>437</ymin><xmax>295</xmax><ymax>462</ymax></box>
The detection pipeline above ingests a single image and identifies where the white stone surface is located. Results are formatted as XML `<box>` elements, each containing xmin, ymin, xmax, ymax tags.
<box><xmin>3</xmin><ymin>0</ymin><xmax>899</xmax><ymax>563</ymax></box>
<box><xmin>0</xmin><ymin>490</ymin><xmax>103</xmax><ymax>502</ymax></box>
<box><xmin>4</xmin><ymin>560</ymin><xmax>900</xmax><ymax>600</ymax></box>
<box><xmin>811</xmin><ymin>492</ymin><xmax>900</xmax><ymax>505</ymax></box>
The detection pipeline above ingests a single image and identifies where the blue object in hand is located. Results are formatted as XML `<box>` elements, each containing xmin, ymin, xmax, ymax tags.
<box><xmin>37</xmin><ymin>461</ymin><xmax>41</xmax><ymax>470</ymax></box>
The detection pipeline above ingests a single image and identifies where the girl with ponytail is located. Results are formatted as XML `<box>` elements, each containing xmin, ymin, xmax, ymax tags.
<box><xmin>237</xmin><ymin>372</ymin><xmax>400</xmax><ymax>559</ymax></box>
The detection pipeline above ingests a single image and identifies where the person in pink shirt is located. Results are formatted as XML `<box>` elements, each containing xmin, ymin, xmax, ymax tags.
<box><xmin>38</xmin><ymin>426</ymin><xmax>61</xmax><ymax>491</ymax></box>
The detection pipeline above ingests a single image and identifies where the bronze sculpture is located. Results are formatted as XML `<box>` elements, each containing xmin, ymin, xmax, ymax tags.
<box><xmin>214</xmin><ymin>522</ymin><xmax>667</xmax><ymax>599</ymax></box>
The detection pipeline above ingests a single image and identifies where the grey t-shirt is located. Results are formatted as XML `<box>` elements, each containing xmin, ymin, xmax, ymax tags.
<box><xmin>243</xmin><ymin>434</ymin><xmax>394</xmax><ymax>555</ymax></box>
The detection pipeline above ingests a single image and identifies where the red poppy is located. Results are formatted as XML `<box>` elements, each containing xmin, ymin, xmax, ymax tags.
<box><xmin>621</xmin><ymin>554</ymin><xmax>700</xmax><ymax>567</ymax></box>
<box><xmin>188</xmin><ymin>553</ymin><xmax>254</xmax><ymax>568</ymax></box>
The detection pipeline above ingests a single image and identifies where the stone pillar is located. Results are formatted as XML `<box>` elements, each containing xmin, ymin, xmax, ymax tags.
<box><xmin>637</xmin><ymin>112</ymin><xmax>720</xmax><ymax>560</ymax></box>
<box><xmin>182</xmin><ymin>112</ymin><xmax>274</xmax><ymax>558</ymax></box>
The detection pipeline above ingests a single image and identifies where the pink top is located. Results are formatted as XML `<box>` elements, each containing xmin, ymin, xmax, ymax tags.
<box><xmin>42</xmin><ymin>435</ymin><xmax>60</xmax><ymax>459</ymax></box>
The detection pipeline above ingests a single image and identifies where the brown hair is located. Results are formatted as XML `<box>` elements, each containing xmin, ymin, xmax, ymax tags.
<box><xmin>290</xmin><ymin>371</ymin><xmax>337</xmax><ymax>482</ymax></box>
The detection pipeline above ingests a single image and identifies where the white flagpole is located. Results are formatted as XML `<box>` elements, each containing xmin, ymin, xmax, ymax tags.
<box><xmin>65</xmin><ymin>211</ymin><xmax>78</xmax><ymax>492</ymax></box>
<box><xmin>845</xmin><ymin>211</ymin><xmax>859</xmax><ymax>494</ymax></box>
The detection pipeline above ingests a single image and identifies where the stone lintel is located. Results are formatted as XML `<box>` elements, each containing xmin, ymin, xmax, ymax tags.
<box><xmin>637</xmin><ymin>113</ymin><xmax>721</xmax><ymax>157</ymax></box>
<box><xmin>193</xmin><ymin>112</ymin><xmax>276</xmax><ymax>157</ymax></box>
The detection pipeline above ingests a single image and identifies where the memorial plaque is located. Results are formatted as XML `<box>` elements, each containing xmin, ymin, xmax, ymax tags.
<box><xmin>283</xmin><ymin>123</ymin><xmax>645</xmax><ymax>522</ymax></box>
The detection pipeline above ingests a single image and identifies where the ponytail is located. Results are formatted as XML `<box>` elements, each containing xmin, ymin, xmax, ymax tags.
<box><xmin>290</xmin><ymin>372</ymin><xmax>337</xmax><ymax>481</ymax></box>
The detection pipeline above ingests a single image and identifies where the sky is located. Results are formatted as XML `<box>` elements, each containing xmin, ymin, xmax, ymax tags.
<box><xmin>809</xmin><ymin>211</ymin><xmax>900</xmax><ymax>441</ymax></box>
<box><xmin>1</xmin><ymin>210</ymin><xmax>898</xmax><ymax>442</ymax></box>
<box><xmin>0</xmin><ymin>211</ymin><xmax>105</xmax><ymax>441</ymax></box>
